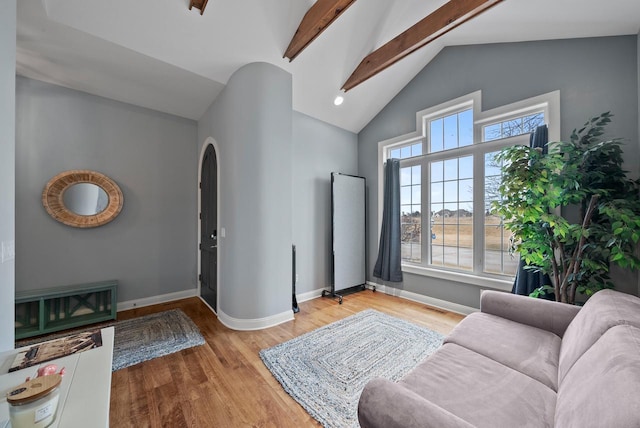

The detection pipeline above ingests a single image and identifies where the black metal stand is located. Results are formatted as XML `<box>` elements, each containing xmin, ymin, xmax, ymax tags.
<box><xmin>292</xmin><ymin>245</ymin><xmax>300</xmax><ymax>313</ymax></box>
<box><xmin>322</xmin><ymin>289</ymin><xmax>343</xmax><ymax>304</ymax></box>
<box><xmin>322</xmin><ymin>284</ymin><xmax>366</xmax><ymax>305</ymax></box>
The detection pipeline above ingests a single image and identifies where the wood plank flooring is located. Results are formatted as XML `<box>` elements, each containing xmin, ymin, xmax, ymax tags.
<box><xmin>109</xmin><ymin>290</ymin><xmax>465</xmax><ymax>427</ymax></box>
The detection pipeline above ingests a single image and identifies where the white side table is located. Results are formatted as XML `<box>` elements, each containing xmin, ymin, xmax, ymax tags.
<box><xmin>0</xmin><ymin>327</ymin><xmax>114</xmax><ymax>428</ymax></box>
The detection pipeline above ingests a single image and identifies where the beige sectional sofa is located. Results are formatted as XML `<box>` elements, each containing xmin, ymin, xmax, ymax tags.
<box><xmin>358</xmin><ymin>289</ymin><xmax>640</xmax><ymax>428</ymax></box>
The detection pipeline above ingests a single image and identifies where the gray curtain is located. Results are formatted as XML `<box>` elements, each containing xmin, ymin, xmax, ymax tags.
<box><xmin>512</xmin><ymin>125</ymin><xmax>553</xmax><ymax>298</ymax></box>
<box><xmin>374</xmin><ymin>159</ymin><xmax>403</xmax><ymax>282</ymax></box>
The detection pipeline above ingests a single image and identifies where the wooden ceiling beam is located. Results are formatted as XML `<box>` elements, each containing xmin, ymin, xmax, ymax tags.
<box><xmin>284</xmin><ymin>0</ymin><xmax>357</xmax><ymax>61</ymax></box>
<box><xmin>342</xmin><ymin>0</ymin><xmax>503</xmax><ymax>91</ymax></box>
<box><xmin>189</xmin><ymin>0</ymin><xmax>209</xmax><ymax>16</ymax></box>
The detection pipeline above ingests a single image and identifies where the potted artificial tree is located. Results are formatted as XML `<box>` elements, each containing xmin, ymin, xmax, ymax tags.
<box><xmin>492</xmin><ymin>112</ymin><xmax>640</xmax><ymax>304</ymax></box>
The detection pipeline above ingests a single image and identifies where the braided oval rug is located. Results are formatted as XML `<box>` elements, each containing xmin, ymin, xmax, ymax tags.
<box><xmin>260</xmin><ymin>309</ymin><xmax>444</xmax><ymax>428</ymax></box>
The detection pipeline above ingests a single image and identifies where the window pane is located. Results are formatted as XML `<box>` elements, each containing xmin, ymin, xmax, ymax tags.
<box><xmin>459</xmin><ymin>155</ymin><xmax>473</xmax><ymax>179</ymax></box>
<box><xmin>431</xmin><ymin>161</ymin><xmax>443</xmax><ymax>182</ymax></box>
<box><xmin>401</xmin><ymin>187</ymin><xmax>411</xmax><ymax>205</ymax></box>
<box><xmin>458</xmin><ymin>109</ymin><xmax>473</xmax><ymax>147</ymax></box>
<box><xmin>400</xmin><ymin>167</ymin><xmax>411</xmax><ymax>185</ymax></box>
<box><xmin>401</xmin><ymin>207</ymin><xmax>421</xmax><ymax>263</ymax></box>
<box><xmin>444</xmin><ymin>247</ymin><xmax>458</xmax><ymax>268</ymax></box>
<box><xmin>443</xmin><ymin>202</ymin><xmax>458</xmax><ymax>222</ymax></box>
<box><xmin>430</xmin><ymin>119</ymin><xmax>443</xmax><ymax>153</ymax></box>
<box><xmin>458</xmin><ymin>227</ymin><xmax>473</xmax><ymax>270</ymax></box>
<box><xmin>412</xmin><ymin>165</ymin><xmax>421</xmax><ymax>185</ymax></box>
<box><xmin>444</xmin><ymin>181</ymin><xmax>457</xmax><ymax>202</ymax></box>
<box><xmin>523</xmin><ymin>113</ymin><xmax>544</xmax><ymax>133</ymax></box>
<box><xmin>431</xmin><ymin>203</ymin><xmax>443</xmax><ymax>216</ymax></box>
<box><xmin>460</xmin><ymin>201</ymin><xmax>473</xmax><ymax>214</ymax></box>
<box><xmin>400</xmin><ymin>164</ymin><xmax>422</xmax><ymax>263</ymax></box>
<box><xmin>411</xmin><ymin>243</ymin><xmax>422</xmax><ymax>262</ymax></box>
<box><xmin>485</xmin><ymin>152</ymin><xmax>501</xmax><ymax>176</ymax></box>
<box><xmin>401</xmin><ymin>146</ymin><xmax>411</xmax><ymax>159</ymax></box>
<box><xmin>443</xmin><ymin>158</ymin><xmax>458</xmax><ymax>181</ymax></box>
<box><xmin>502</xmin><ymin>118</ymin><xmax>523</xmax><ymax>137</ymax></box>
<box><xmin>411</xmin><ymin>143</ymin><xmax>423</xmax><ymax>157</ymax></box>
<box><xmin>443</xmin><ymin>225</ymin><xmax>456</xmax><ymax>247</ymax></box>
<box><xmin>411</xmin><ymin>187</ymin><xmax>421</xmax><ymax>205</ymax></box>
<box><xmin>429</xmin><ymin>154</ymin><xmax>473</xmax><ymax>272</ymax></box>
<box><xmin>484</xmin><ymin>150</ymin><xmax>516</xmax><ymax>275</ymax></box>
<box><xmin>431</xmin><ymin>182</ymin><xmax>443</xmax><ymax>203</ymax></box>
<box><xmin>390</xmin><ymin>148</ymin><xmax>401</xmax><ymax>159</ymax></box>
<box><xmin>444</xmin><ymin>114</ymin><xmax>458</xmax><ymax>150</ymax></box>
<box><xmin>484</xmin><ymin>216</ymin><xmax>517</xmax><ymax>275</ymax></box>
<box><xmin>459</xmin><ymin>179</ymin><xmax>473</xmax><ymax>202</ymax></box>
<box><xmin>459</xmin><ymin>223</ymin><xmax>473</xmax><ymax>248</ymax></box>
<box><xmin>483</xmin><ymin>124</ymin><xmax>501</xmax><ymax>142</ymax></box>
<box><xmin>483</xmin><ymin>112</ymin><xmax>545</xmax><ymax>142</ymax></box>
<box><xmin>431</xmin><ymin>228</ymin><xmax>444</xmax><ymax>266</ymax></box>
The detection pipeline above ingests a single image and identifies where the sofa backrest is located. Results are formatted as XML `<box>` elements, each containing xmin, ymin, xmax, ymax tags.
<box><xmin>555</xmin><ymin>324</ymin><xmax>640</xmax><ymax>427</ymax></box>
<box><xmin>558</xmin><ymin>289</ymin><xmax>640</xmax><ymax>383</ymax></box>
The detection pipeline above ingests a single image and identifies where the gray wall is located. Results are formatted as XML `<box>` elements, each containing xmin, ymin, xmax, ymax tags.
<box><xmin>198</xmin><ymin>62</ymin><xmax>293</xmax><ymax>320</ymax></box>
<box><xmin>0</xmin><ymin>0</ymin><xmax>16</xmax><ymax>351</ymax></box>
<box><xmin>15</xmin><ymin>77</ymin><xmax>198</xmax><ymax>302</ymax></box>
<box><xmin>292</xmin><ymin>111</ymin><xmax>358</xmax><ymax>295</ymax></box>
<box><xmin>359</xmin><ymin>36</ymin><xmax>640</xmax><ymax>308</ymax></box>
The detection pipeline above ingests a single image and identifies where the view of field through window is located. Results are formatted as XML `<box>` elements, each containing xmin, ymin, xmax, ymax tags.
<box><xmin>390</xmin><ymin>108</ymin><xmax>545</xmax><ymax>277</ymax></box>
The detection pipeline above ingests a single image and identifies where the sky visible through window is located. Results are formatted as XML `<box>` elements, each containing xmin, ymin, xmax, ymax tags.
<box><xmin>483</xmin><ymin>112</ymin><xmax>544</xmax><ymax>142</ymax></box>
<box><xmin>389</xmin><ymin>106</ymin><xmax>543</xmax><ymax>275</ymax></box>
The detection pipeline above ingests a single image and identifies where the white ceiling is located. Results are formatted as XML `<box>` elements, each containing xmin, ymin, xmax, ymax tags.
<box><xmin>17</xmin><ymin>0</ymin><xmax>640</xmax><ymax>133</ymax></box>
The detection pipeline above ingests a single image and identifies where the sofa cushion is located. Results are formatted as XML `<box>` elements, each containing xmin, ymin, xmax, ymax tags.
<box><xmin>399</xmin><ymin>343</ymin><xmax>557</xmax><ymax>428</ymax></box>
<box><xmin>445</xmin><ymin>312</ymin><xmax>561</xmax><ymax>391</ymax></box>
<box><xmin>559</xmin><ymin>289</ymin><xmax>640</xmax><ymax>382</ymax></box>
<box><xmin>555</xmin><ymin>324</ymin><xmax>640</xmax><ymax>427</ymax></box>
<box><xmin>358</xmin><ymin>379</ymin><xmax>475</xmax><ymax>428</ymax></box>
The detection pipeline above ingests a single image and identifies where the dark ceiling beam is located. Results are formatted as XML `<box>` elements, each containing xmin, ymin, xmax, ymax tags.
<box><xmin>189</xmin><ymin>0</ymin><xmax>209</xmax><ymax>16</ymax></box>
<box><xmin>284</xmin><ymin>0</ymin><xmax>358</xmax><ymax>61</ymax></box>
<box><xmin>342</xmin><ymin>0</ymin><xmax>504</xmax><ymax>91</ymax></box>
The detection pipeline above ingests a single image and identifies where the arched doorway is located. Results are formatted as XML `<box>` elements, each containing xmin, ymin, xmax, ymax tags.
<box><xmin>200</xmin><ymin>143</ymin><xmax>218</xmax><ymax>312</ymax></box>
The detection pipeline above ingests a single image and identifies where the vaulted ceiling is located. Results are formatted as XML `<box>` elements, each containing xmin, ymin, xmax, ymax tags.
<box><xmin>17</xmin><ymin>0</ymin><xmax>640</xmax><ymax>133</ymax></box>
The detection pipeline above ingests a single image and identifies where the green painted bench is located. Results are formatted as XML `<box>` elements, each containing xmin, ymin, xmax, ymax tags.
<box><xmin>15</xmin><ymin>280</ymin><xmax>118</xmax><ymax>339</ymax></box>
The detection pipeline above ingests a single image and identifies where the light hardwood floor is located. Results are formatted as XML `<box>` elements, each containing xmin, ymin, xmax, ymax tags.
<box><xmin>109</xmin><ymin>290</ymin><xmax>465</xmax><ymax>427</ymax></box>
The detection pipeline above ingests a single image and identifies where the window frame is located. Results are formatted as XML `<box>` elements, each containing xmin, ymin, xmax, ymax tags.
<box><xmin>377</xmin><ymin>90</ymin><xmax>560</xmax><ymax>291</ymax></box>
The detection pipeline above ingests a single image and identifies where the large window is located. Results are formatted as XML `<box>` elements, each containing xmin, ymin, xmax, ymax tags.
<box><xmin>381</xmin><ymin>91</ymin><xmax>559</xmax><ymax>283</ymax></box>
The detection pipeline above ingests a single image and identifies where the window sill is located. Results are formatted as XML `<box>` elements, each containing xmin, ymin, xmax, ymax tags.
<box><xmin>401</xmin><ymin>264</ymin><xmax>514</xmax><ymax>292</ymax></box>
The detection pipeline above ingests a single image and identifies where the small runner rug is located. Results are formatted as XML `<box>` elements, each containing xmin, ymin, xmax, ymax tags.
<box><xmin>259</xmin><ymin>309</ymin><xmax>444</xmax><ymax>428</ymax></box>
<box><xmin>112</xmin><ymin>309</ymin><xmax>205</xmax><ymax>371</ymax></box>
<box><xmin>17</xmin><ymin>309</ymin><xmax>206</xmax><ymax>371</ymax></box>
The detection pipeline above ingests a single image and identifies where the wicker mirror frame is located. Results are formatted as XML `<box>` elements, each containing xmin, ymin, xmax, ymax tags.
<box><xmin>42</xmin><ymin>170</ymin><xmax>124</xmax><ymax>228</ymax></box>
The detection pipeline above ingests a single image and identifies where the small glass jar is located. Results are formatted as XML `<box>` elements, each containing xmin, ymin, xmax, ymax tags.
<box><xmin>6</xmin><ymin>374</ymin><xmax>62</xmax><ymax>428</ymax></box>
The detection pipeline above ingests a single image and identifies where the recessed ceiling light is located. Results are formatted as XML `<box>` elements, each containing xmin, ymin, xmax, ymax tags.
<box><xmin>334</xmin><ymin>96</ymin><xmax>344</xmax><ymax>106</ymax></box>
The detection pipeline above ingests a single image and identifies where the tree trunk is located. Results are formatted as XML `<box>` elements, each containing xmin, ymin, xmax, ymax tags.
<box><xmin>567</xmin><ymin>195</ymin><xmax>600</xmax><ymax>304</ymax></box>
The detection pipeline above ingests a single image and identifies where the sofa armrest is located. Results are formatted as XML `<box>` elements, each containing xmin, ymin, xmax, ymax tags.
<box><xmin>358</xmin><ymin>379</ymin><xmax>475</xmax><ymax>428</ymax></box>
<box><xmin>480</xmin><ymin>290</ymin><xmax>580</xmax><ymax>337</ymax></box>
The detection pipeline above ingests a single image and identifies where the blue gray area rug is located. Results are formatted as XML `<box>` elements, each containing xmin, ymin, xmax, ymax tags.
<box><xmin>112</xmin><ymin>309</ymin><xmax>205</xmax><ymax>371</ymax></box>
<box><xmin>16</xmin><ymin>309</ymin><xmax>205</xmax><ymax>371</ymax></box>
<box><xmin>260</xmin><ymin>309</ymin><xmax>444</xmax><ymax>428</ymax></box>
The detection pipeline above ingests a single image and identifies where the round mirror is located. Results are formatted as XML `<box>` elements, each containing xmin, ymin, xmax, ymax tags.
<box><xmin>42</xmin><ymin>170</ymin><xmax>124</xmax><ymax>228</ymax></box>
<box><xmin>63</xmin><ymin>183</ymin><xmax>109</xmax><ymax>216</ymax></box>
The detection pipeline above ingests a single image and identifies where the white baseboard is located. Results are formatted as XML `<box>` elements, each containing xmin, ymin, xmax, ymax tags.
<box><xmin>366</xmin><ymin>281</ymin><xmax>477</xmax><ymax>315</ymax></box>
<box><xmin>217</xmin><ymin>308</ymin><xmax>294</xmax><ymax>331</ymax></box>
<box><xmin>118</xmin><ymin>289</ymin><xmax>197</xmax><ymax>311</ymax></box>
<box><xmin>296</xmin><ymin>288</ymin><xmax>325</xmax><ymax>303</ymax></box>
